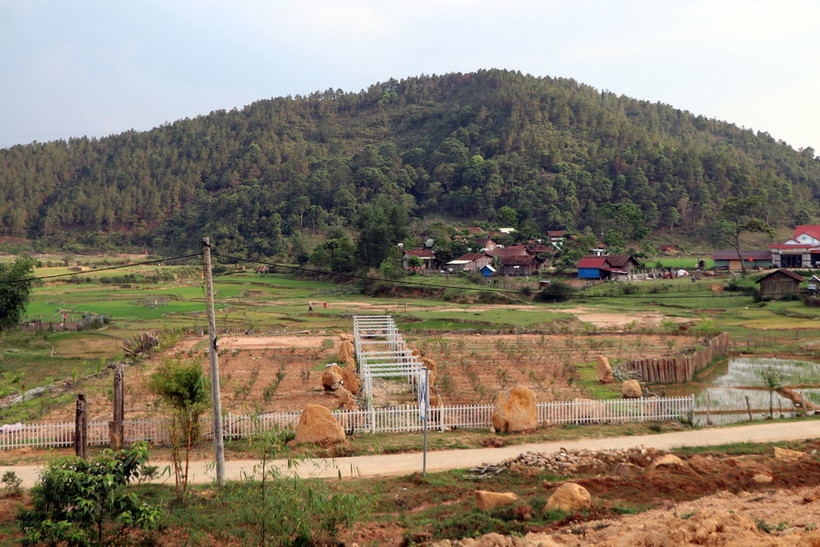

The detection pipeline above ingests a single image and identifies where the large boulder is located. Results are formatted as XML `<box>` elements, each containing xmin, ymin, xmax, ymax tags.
<box><xmin>334</xmin><ymin>386</ymin><xmax>357</xmax><ymax>411</ymax></box>
<box><xmin>475</xmin><ymin>490</ymin><xmax>518</xmax><ymax>511</ymax></box>
<box><xmin>544</xmin><ymin>482</ymin><xmax>591</xmax><ymax>513</ymax></box>
<box><xmin>420</xmin><ymin>356</ymin><xmax>438</xmax><ymax>387</ymax></box>
<box><xmin>753</xmin><ymin>473</ymin><xmax>773</xmax><ymax>484</ymax></box>
<box><xmin>292</xmin><ymin>404</ymin><xmax>346</xmax><ymax>445</ymax></box>
<box><xmin>338</xmin><ymin>337</ymin><xmax>355</xmax><ymax>365</ymax></box>
<box><xmin>321</xmin><ymin>364</ymin><xmax>344</xmax><ymax>391</ymax></box>
<box><xmin>621</xmin><ymin>379</ymin><xmax>642</xmax><ymax>398</ymax></box>
<box><xmin>649</xmin><ymin>454</ymin><xmax>685</xmax><ymax>469</ymax></box>
<box><xmin>596</xmin><ymin>355</ymin><xmax>615</xmax><ymax>384</ymax></box>
<box><xmin>341</xmin><ymin>365</ymin><xmax>361</xmax><ymax>395</ymax></box>
<box><xmin>492</xmin><ymin>386</ymin><xmax>537</xmax><ymax>433</ymax></box>
<box><xmin>774</xmin><ymin>447</ymin><xmax>807</xmax><ymax>462</ymax></box>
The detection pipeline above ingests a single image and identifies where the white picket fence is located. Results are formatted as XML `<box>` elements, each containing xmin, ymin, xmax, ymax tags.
<box><xmin>0</xmin><ymin>396</ymin><xmax>694</xmax><ymax>451</ymax></box>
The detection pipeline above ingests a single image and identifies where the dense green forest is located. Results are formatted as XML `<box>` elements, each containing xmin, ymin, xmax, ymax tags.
<box><xmin>1</xmin><ymin>69</ymin><xmax>818</xmax><ymax>258</ymax></box>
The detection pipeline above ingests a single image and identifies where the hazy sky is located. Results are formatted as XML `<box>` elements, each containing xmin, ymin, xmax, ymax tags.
<box><xmin>2</xmin><ymin>0</ymin><xmax>818</xmax><ymax>152</ymax></box>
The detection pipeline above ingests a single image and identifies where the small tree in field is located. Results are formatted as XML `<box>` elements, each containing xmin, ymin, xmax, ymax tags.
<box><xmin>149</xmin><ymin>358</ymin><xmax>210</xmax><ymax>500</ymax></box>
<box><xmin>758</xmin><ymin>366</ymin><xmax>787</xmax><ymax>418</ymax></box>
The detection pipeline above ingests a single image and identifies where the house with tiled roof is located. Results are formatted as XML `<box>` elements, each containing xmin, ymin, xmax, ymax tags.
<box><xmin>604</xmin><ymin>255</ymin><xmax>640</xmax><ymax>271</ymax></box>
<box><xmin>497</xmin><ymin>254</ymin><xmax>543</xmax><ymax>276</ymax></box>
<box><xmin>770</xmin><ymin>225</ymin><xmax>820</xmax><ymax>268</ymax></box>
<box><xmin>402</xmin><ymin>248</ymin><xmax>436</xmax><ymax>270</ymax></box>
<box><xmin>577</xmin><ymin>255</ymin><xmax>635</xmax><ymax>280</ymax></box>
<box><xmin>487</xmin><ymin>245</ymin><xmax>531</xmax><ymax>260</ymax></box>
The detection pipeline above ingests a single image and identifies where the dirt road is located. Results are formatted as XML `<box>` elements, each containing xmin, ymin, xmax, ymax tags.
<box><xmin>4</xmin><ymin>420</ymin><xmax>818</xmax><ymax>488</ymax></box>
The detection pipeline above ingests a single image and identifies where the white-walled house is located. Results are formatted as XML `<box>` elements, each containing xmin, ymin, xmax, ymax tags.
<box><xmin>770</xmin><ymin>225</ymin><xmax>820</xmax><ymax>268</ymax></box>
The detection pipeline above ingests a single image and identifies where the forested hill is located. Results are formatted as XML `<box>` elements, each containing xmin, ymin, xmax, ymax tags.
<box><xmin>1</xmin><ymin>69</ymin><xmax>818</xmax><ymax>256</ymax></box>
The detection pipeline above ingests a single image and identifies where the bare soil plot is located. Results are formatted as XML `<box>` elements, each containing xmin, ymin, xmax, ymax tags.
<box><xmin>38</xmin><ymin>331</ymin><xmax>691</xmax><ymax>422</ymax></box>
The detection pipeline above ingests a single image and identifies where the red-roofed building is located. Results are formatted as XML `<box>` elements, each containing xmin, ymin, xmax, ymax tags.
<box><xmin>487</xmin><ymin>245</ymin><xmax>531</xmax><ymax>260</ymax></box>
<box><xmin>496</xmin><ymin>254</ymin><xmax>544</xmax><ymax>276</ymax></box>
<box><xmin>770</xmin><ymin>225</ymin><xmax>820</xmax><ymax>268</ymax></box>
<box><xmin>577</xmin><ymin>255</ymin><xmax>635</xmax><ymax>279</ymax></box>
<box><xmin>402</xmin><ymin>248</ymin><xmax>436</xmax><ymax>270</ymax></box>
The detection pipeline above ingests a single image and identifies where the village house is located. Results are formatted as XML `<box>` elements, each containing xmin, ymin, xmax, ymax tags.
<box><xmin>402</xmin><ymin>248</ymin><xmax>436</xmax><ymax>271</ymax></box>
<box><xmin>488</xmin><ymin>245</ymin><xmax>530</xmax><ymax>259</ymax></box>
<box><xmin>470</xmin><ymin>237</ymin><xmax>497</xmax><ymax>252</ymax></box>
<box><xmin>495</xmin><ymin>254</ymin><xmax>542</xmax><ymax>276</ymax></box>
<box><xmin>485</xmin><ymin>245</ymin><xmax>543</xmax><ymax>276</ymax></box>
<box><xmin>770</xmin><ymin>225</ymin><xmax>820</xmax><ymax>268</ymax></box>
<box><xmin>756</xmin><ymin>268</ymin><xmax>804</xmax><ymax>300</ymax></box>
<box><xmin>603</xmin><ymin>255</ymin><xmax>640</xmax><ymax>272</ymax></box>
<box><xmin>589</xmin><ymin>243</ymin><xmax>608</xmax><ymax>257</ymax></box>
<box><xmin>546</xmin><ymin>230</ymin><xmax>567</xmax><ymax>245</ymax></box>
<box><xmin>711</xmin><ymin>250</ymin><xmax>772</xmax><ymax>271</ymax></box>
<box><xmin>446</xmin><ymin>252</ymin><xmax>493</xmax><ymax>273</ymax></box>
<box><xmin>807</xmin><ymin>275</ymin><xmax>820</xmax><ymax>296</ymax></box>
<box><xmin>576</xmin><ymin>255</ymin><xmax>638</xmax><ymax>280</ymax></box>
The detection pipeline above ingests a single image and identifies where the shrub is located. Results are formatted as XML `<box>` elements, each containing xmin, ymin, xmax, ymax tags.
<box><xmin>1</xmin><ymin>471</ymin><xmax>22</xmax><ymax>497</ymax></box>
<box><xmin>620</xmin><ymin>283</ymin><xmax>639</xmax><ymax>295</ymax></box>
<box><xmin>17</xmin><ymin>443</ymin><xmax>162</xmax><ymax>546</ymax></box>
<box><xmin>535</xmin><ymin>281</ymin><xmax>574</xmax><ymax>302</ymax></box>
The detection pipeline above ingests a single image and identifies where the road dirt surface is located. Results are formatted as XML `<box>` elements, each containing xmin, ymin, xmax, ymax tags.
<box><xmin>3</xmin><ymin>419</ymin><xmax>818</xmax><ymax>488</ymax></box>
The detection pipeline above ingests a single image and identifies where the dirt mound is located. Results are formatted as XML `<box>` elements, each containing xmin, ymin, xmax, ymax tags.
<box><xmin>554</xmin><ymin>487</ymin><xmax>820</xmax><ymax>546</ymax></box>
<box><xmin>437</xmin><ymin>442</ymin><xmax>820</xmax><ymax>547</ymax></box>
<box><xmin>442</xmin><ymin>487</ymin><xmax>820</xmax><ymax>545</ymax></box>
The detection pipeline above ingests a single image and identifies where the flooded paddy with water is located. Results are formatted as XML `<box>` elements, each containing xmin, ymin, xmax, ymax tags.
<box><xmin>667</xmin><ymin>357</ymin><xmax>820</xmax><ymax>425</ymax></box>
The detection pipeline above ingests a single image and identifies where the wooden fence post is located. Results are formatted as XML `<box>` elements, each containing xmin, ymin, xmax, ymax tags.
<box><xmin>74</xmin><ymin>394</ymin><xmax>87</xmax><ymax>459</ymax></box>
<box><xmin>110</xmin><ymin>365</ymin><xmax>124</xmax><ymax>448</ymax></box>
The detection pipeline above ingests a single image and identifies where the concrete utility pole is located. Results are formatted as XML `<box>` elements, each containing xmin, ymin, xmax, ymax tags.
<box><xmin>202</xmin><ymin>237</ymin><xmax>226</xmax><ymax>486</ymax></box>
